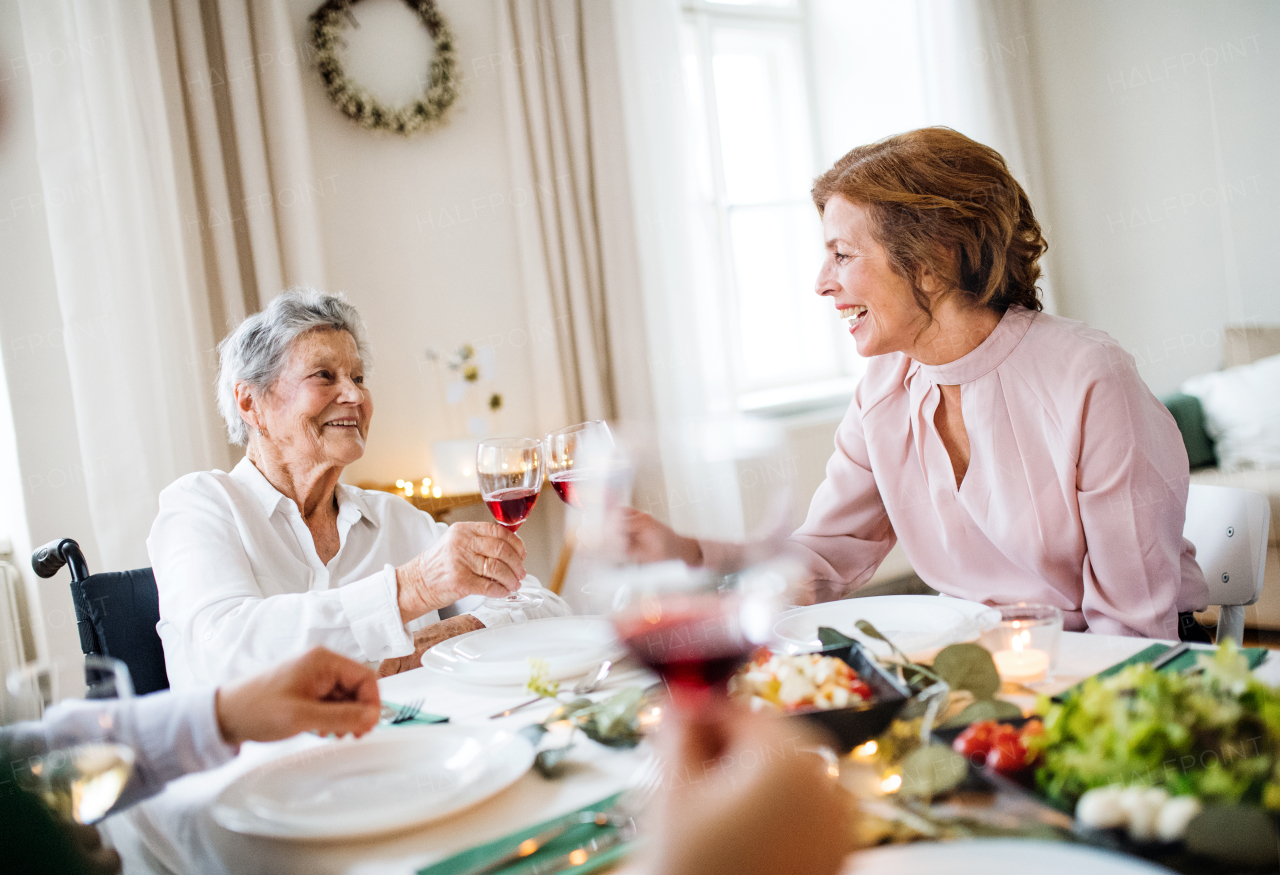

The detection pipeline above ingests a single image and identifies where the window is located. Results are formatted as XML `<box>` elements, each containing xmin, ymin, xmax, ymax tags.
<box><xmin>680</xmin><ymin>0</ymin><xmax>866</xmax><ymax>414</ymax></box>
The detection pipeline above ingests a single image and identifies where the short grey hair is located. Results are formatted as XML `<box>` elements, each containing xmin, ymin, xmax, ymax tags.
<box><xmin>216</xmin><ymin>288</ymin><xmax>372</xmax><ymax>446</ymax></box>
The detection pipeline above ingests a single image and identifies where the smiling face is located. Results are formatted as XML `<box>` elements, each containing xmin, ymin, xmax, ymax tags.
<box><xmin>243</xmin><ymin>328</ymin><xmax>372</xmax><ymax>471</ymax></box>
<box><xmin>815</xmin><ymin>195</ymin><xmax>933</xmax><ymax>359</ymax></box>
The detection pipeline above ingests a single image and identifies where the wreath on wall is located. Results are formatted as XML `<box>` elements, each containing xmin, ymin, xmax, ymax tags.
<box><xmin>310</xmin><ymin>0</ymin><xmax>459</xmax><ymax>136</ymax></box>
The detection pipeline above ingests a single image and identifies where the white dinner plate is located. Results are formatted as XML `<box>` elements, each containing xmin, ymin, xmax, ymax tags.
<box><xmin>773</xmin><ymin>595</ymin><xmax>1001</xmax><ymax>656</ymax></box>
<box><xmin>844</xmin><ymin>838</ymin><xmax>1169</xmax><ymax>874</ymax></box>
<box><xmin>211</xmin><ymin>724</ymin><xmax>534</xmax><ymax>840</ymax></box>
<box><xmin>420</xmin><ymin>615</ymin><xmax>626</xmax><ymax>686</ymax></box>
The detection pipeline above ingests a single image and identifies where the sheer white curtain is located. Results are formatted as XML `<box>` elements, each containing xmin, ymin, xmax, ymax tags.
<box><xmin>917</xmin><ymin>0</ymin><xmax>1058</xmax><ymax>312</ymax></box>
<box><xmin>608</xmin><ymin>0</ymin><xmax>741</xmax><ymax>537</ymax></box>
<box><xmin>18</xmin><ymin>0</ymin><xmax>325</xmax><ymax>571</ymax></box>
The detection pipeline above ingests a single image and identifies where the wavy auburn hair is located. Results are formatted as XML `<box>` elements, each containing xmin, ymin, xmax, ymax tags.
<box><xmin>811</xmin><ymin>127</ymin><xmax>1047</xmax><ymax>319</ymax></box>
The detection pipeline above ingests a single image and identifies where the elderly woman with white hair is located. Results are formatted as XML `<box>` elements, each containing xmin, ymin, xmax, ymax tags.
<box><xmin>149</xmin><ymin>289</ymin><xmax>568</xmax><ymax>689</ymax></box>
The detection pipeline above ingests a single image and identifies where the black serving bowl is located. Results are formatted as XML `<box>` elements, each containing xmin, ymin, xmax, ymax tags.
<box><xmin>791</xmin><ymin>640</ymin><xmax>911</xmax><ymax>753</ymax></box>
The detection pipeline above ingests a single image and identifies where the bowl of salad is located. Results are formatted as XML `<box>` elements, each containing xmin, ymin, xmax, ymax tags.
<box><xmin>730</xmin><ymin>640</ymin><xmax>910</xmax><ymax>751</ymax></box>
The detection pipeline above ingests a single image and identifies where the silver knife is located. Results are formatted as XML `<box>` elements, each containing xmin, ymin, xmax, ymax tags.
<box><xmin>527</xmin><ymin>830</ymin><xmax>631</xmax><ymax>875</ymax></box>
<box><xmin>1151</xmin><ymin>642</ymin><xmax>1191</xmax><ymax>670</ymax></box>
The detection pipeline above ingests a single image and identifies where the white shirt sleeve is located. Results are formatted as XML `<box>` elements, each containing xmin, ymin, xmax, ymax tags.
<box><xmin>149</xmin><ymin>482</ymin><xmax>413</xmax><ymax>687</ymax></box>
<box><xmin>10</xmin><ymin>689</ymin><xmax>237</xmax><ymax>816</ymax></box>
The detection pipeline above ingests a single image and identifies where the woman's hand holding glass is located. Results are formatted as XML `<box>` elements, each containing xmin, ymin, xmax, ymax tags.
<box><xmin>394</xmin><ymin>522</ymin><xmax>528</xmax><ymax>622</ymax></box>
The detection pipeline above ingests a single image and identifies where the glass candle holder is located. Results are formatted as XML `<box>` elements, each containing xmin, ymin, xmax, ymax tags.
<box><xmin>981</xmin><ymin>603</ymin><xmax>1063</xmax><ymax>682</ymax></box>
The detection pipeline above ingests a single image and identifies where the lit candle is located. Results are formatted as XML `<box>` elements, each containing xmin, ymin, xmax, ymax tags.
<box><xmin>993</xmin><ymin>628</ymin><xmax>1050</xmax><ymax>679</ymax></box>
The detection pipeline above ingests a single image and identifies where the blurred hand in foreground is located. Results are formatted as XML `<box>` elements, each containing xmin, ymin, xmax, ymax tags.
<box><xmin>618</xmin><ymin>507</ymin><xmax>702</xmax><ymax>566</ymax></box>
<box><xmin>215</xmin><ymin>646</ymin><xmax>381</xmax><ymax>745</ymax></box>
<box><xmin>649</xmin><ymin>700</ymin><xmax>855</xmax><ymax>875</ymax></box>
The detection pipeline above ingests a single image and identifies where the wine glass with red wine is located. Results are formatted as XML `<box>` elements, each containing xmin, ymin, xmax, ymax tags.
<box><xmin>545</xmin><ymin>420</ymin><xmax>614</xmax><ymax>510</ymax></box>
<box><xmin>610</xmin><ymin>564</ymin><xmax>784</xmax><ymax>707</ymax></box>
<box><xmin>476</xmin><ymin>437</ymin><xmax>545</xmax><ymax>610</ymax></box>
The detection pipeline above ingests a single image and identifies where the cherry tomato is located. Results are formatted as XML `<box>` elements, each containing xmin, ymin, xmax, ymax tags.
<box><xmin>986</xmin><ymin>735</ymin><xmax>1032</xmax><ymax>777</ymax></box>
<box><xmin>953</xmin><ymin>720</ymin><xmax>997</xmax><ymax>765</ymax></box>
<box><xmin>848</xmin><ymin>679</ymin><xmax>874</xmax><ymax>701</ymax></box>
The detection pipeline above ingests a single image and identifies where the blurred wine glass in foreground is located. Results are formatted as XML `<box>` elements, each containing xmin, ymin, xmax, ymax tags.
<box><xmin>476</xmin><ymin>437</ymin><xmax>545</xmax><ymax>611</ymax></box>
<box><xmin>584</xmin><ymin>417</ymin><xmax>797</xmax><ymax>707</ymax></box>
<box><xmin>2</xmin><ymin>656</ymin><xmax>136</xmax><ymax>824</ymax></box>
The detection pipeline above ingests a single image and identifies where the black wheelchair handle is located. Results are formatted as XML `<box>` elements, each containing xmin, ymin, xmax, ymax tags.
<box><xmin>32</xmin><ymin>538</ymin><xmax>90</xmax><ymax>581</ymax></box>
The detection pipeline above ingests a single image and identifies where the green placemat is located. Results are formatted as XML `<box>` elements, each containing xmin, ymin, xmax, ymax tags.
<box><xmin>383</xmin><ymin>701</ymin><xmax>449</xmax><ymax>727</ymax></box>
<box><xmin>1054</xmin><ymin>643</ymin><xmax>1269</xmax><ymax>701</ymax></box>
<box><xmin>418</xmin><ymin>792</ymin><xmax>634</xmax><ymax>875</ymax></box>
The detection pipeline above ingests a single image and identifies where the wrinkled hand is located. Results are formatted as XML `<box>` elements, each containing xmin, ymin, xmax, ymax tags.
<box><xmin>396</xmin><ymin>523</ymin><xmax>527</xmax><ymax>622</ymax></box>
<box><xmin>215</xmin><ymin>647</ymin><xmax>381</xmax><ymax>746</ymax></box>
<box><xmin>650</xmin><ymin>701</ymin><xmax>855</xmax><ymax>875</ymax></box>
<box><xmin>619</xmin><ymin>507</ymin><xmax>702</xmax><ymax>566</ymax></box>
<box><xmin>378</xmin><ymin>614</ymin><xmax>485</xmax><ymax>677</ymax></box>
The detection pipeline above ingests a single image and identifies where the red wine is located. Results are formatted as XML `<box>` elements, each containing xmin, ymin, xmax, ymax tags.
<box><xmin>613</xmin><ymin>596</ymin><xmax>753</xmax><ymax>697</ymax></box>
<box><xmin>484</xmin><ymin>487</ymin><xmax>539</xmax><ymax>531</ymax></box>
<box><xmin>550</xmin><ymin>472</ymin><xmax>588</xmax><ymax>509</ymax></box>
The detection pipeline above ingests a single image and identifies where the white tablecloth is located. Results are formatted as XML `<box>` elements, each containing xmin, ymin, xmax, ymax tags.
<box><xmin>104</xmin><ymin>633</ymin><xmax>1277</xmax><ymax>875</ymax></box>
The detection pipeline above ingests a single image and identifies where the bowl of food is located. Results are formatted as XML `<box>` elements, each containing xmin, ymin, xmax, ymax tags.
<box><xmin>730</xmin><ymin>640</ymin><xmax>910</xmax><ymax>752</ymax></box>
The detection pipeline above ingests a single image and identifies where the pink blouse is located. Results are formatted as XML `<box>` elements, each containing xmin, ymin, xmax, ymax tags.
<box><xmin>720</xmin><ymin>306</ymin><xmax>1209</xmax><ymax>639</ymax></box>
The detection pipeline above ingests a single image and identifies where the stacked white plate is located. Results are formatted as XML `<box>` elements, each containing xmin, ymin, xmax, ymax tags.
<box><xmin>420</xmin><ymin>616</ymin><xmax>626</xmax><ymax>685</ymax></box>
<box><xmin>212</xmin><ymin>725</ymin><xmax>534</xmax><ymax>840</ymax></box>
<box><xmin>772</xmin><ymin>595</ymin><xmax>1001</xmax><ymax>656</ymax></box>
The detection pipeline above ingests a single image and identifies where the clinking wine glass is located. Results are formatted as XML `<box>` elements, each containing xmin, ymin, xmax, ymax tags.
<box><xmin>476</xmin><ymin>437</ymin><xmax>545</xmax><ymax>610</ymax></box>
<box><xmin>2</xmin><ymin>656</ymin><xmax>136</xmax><ymax>824</ymax></box>
<box><xmin>545</xmin><ymin>420</ymin><xmax>615</xmax><ymax>511</ymax></box>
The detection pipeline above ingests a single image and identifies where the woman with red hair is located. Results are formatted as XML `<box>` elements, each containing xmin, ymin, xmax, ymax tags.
<box><xmin>627</xmin><ymin>128</ymin><xmax>1208</xmax><ymax>640</ymax></box>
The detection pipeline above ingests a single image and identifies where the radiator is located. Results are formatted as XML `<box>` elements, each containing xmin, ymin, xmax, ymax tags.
<box><xmin>0</xmin><ymin>559</ymin><xmax>29</xmax><ymax>680</ymax></box>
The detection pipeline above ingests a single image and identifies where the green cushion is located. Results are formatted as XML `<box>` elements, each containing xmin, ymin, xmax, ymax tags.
<box><xmin>1160</xmin><ymin>392</ymin><xmax>1217</xmax><ymax>469</ymax></box>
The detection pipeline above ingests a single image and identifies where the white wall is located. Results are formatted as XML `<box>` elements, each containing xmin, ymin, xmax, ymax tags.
<box><xmin>1026</xmin><ymin>0</ymin><xmax>1280</xmax><ymax>395</ymax></box>
<box><xmin>281</xmin><ymin>0</ymin><xmax>565</xmax><ymax>579</ymax></box>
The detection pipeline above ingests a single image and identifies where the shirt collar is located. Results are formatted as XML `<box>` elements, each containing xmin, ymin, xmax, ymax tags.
<box><xmin>230</xmin><ymin>457</ymin><xmax>379</xmax><ymax>528</ymax></box>
<box><xmin>914</xmin><ymin>305</ymin><xmax>1036</xmax><ymax>385</ymax></box>
<box><xmin>335</xmin><ymin>482</ymin><xmax>379</xmax><ymax>529</ymax></box>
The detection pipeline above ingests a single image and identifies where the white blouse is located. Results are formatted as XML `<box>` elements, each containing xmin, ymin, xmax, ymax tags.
<box><xmin>149</xmin><ymin>458</ymin><xmax>568</xmax><ymax>688</ymax></box>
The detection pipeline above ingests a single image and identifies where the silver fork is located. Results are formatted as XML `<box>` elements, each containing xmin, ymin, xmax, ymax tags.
<box><xmin>488</xmin><ymin>660</ymin><xmax>613</xmax><ymax>719</ymax></box>
<box><xmin>385</xmin><ymin>697</ymin><xmax>425</xmax><ymax>725</ymax></box>
<box><xmin>579</xmin><ymin>752</ymin><xmax>662</xmax><ymax>825</ymax></box>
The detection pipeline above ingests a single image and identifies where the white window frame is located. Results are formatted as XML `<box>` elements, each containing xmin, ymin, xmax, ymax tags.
<box><xmin>681</xmin><ymin>0</ymin><xmax>861</xmax><ymax>418</ymax></box>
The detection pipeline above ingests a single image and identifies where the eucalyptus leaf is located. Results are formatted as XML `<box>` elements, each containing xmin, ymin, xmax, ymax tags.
<box><xmin>898</xmin><ymin>745</ymin><xmax>969</xmax><ymax>798</ymax></box>
<box><xmin>818</xmin><ymin>626</ymin><xmax>856</xmax><ymax>649</ymax></box>
<box><xmin>938</xmin><ymin>698</ymin><xmax>1023</xmax><ymax>730</ymax></box>
<box><xmin>853</xmin><ymin>619</ymin><xmax>888</xmax><ymax>642</ymax></box>
<box><xmin>931</xmin><ymin>643</ymin><xmax>1001</xmax><ymax>700</ymax></box>
<box><xmin>532</xmin><ymin>742</ymin><xmax>576</xmax><ymax>778</ymax></box>
<box><xmin>1184</xmin><ymin>805</ymin><xmax>1279</xmax><ymax>867</ymax></box>
<box><xmin>854</xmin><ymin>619</ymin><xmax>914</xmax><ymax>664</ymax></box>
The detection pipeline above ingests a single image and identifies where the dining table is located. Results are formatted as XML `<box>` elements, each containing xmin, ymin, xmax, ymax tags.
<box><xmin>101</xmin><ymin>629</ymin><xmax>1280</xmax><ymax>875</ymax></box>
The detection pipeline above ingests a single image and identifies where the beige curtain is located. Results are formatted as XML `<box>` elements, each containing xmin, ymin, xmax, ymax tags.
<box><xmin>18</xmin><ymin>0</ymin><xmax>324</xmax><ymax>572</ymax></box>
<box><xmin>161</xmin><ymin>0</ymin><xmax>329</xmax><ymax>335</ymax></box>
<box><xmin>497</xmin><ymin>0</ymin><xmax>618</xmax><ymax>429</ymax></box>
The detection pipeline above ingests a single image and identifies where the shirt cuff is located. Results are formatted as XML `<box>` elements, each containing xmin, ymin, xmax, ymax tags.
<box><xmin>337</xmin><ymin>565</ymin><xmax>414</xmax><ymax>661</ymax></box>
<box><xmin>132</xmin><ymin>688</ymin><xmax>239</xmax><ymax>780</ymax></box>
